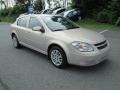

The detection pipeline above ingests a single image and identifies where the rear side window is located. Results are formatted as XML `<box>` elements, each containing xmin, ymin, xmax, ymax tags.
<box><xmin>17</xmin><ymin>17</ymin><xmax>28</xmax><ymax>28</ymax></box>
<box><xmin>43</xmin><ymin>10</ymin><xmax>49</xmax><ymax>14</ymax></box>
<box><xmin>56</xmin><ymin>9</ymin><xmax>65</xmax><ymax>14</ymax></box>
<box><xmin>28</xmin><ymin>17</ymin><xmax>42</xmax><ymax>29</ymax></box>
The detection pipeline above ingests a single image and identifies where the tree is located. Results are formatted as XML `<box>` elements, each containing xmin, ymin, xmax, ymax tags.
<box><xmin>34</xmin><ymin>0</ymin><xmax>43</xmax><ymax>11</ymax></box>
<box><xmin>16</xmin><ymin>0</ymin><xmax>31</xmax><ymax>5</ymax></box>
<box><xmin>0</xmin><ymin>0</ymin><xmax>6</xmax><ymax>9</ymax></box>
<box><xmin>71</xmin><ymin>0</ymin><xmax>110</xmax><ymax>17</ymax></box>
<box><xmin>106</xmin><ymin>0</ymin><xmax>120</xmax><ymax>23</ymax></box>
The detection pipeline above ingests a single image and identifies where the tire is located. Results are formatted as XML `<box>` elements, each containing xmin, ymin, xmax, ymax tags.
<box><xmin>12</xmin><ymin>35</ymin><xmax>21</xmax><ymax>48</ymax></box>
<box><xmin>49</xmin><ymin>46</ymin><xmax>68</xmax><ymax>68</ymax></box>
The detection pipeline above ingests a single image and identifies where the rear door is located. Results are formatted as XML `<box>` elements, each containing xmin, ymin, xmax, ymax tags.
<box><xmin>16</xmin><ymin>16</ymin><xmax>30</xmax><ymax>43</ymax></box>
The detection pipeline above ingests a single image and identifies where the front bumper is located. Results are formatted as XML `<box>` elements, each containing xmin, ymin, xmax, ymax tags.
<box><xmin>67</xmin><ymin>43</ymin><xmax>110</xmax><ymax>66</ymax></box>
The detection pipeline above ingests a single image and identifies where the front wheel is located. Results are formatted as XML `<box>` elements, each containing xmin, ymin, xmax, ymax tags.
<box><xmin>49</xmin><ymin>46</ymin><xmax>68</xmax><ymax>68</ymax></box>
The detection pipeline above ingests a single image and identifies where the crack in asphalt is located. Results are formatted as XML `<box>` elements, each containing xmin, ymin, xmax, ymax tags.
<box><xmin>0</xmin><ymin>77</ymin><xmax>9</xmax><ymax>90</ymax></box>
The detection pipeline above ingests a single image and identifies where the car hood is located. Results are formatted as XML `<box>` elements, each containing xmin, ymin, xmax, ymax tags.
<box><xmin>53</xmin><ymin>28</ymin><xmax>106</xmax><ymax>44</ymax></box>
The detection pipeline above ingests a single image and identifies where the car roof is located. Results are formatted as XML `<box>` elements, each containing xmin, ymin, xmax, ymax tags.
<box><xmin>52</xmin><ymin>8</ymin><xmax>66</xmax><ymax>14</ymax></box>
<box><xmin>51</xmin><ymin>7</ymin><xmax>61</xmax><ymax>11</ymax></box>
<box><xmin>53</xmin><ymin>8</ymin><xmax>65</xmax><ymax>12</ymax></box>
<box><xmin>19</xmin><ymin>14</ymin><xmax>61</xmax><ymax>18</ymax></box>
<box><xmin>63</xmin><ymin>9</ymin><xmax>80</xmax><ymax>16</ymax></box>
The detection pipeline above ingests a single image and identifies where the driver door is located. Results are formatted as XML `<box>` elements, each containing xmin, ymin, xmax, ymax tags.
<box><xmin>25</xmin><ymin>17</ymin><xmax>46</xmax><ymax>53</ymax></box>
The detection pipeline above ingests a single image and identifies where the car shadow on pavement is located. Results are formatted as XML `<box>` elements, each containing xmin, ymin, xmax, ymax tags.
<box><xmin>20</xmin><ymin>46</ymin><xmax>47</xmax><ymax>58</ymax></box>
<box><xmin>18</xmin><ymin>46</ymin><xmax>113</xmax><ymax>74</ymax></box>
<box><xmin>65</xmin><ymin>59</ymin><xmax>113</xmax><ymax>73</ymax></box>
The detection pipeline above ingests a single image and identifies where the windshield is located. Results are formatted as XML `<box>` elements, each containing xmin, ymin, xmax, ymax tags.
<box><xmin>42</xmin><ymin>16</ymin><xmax>79</xmax><ymax>31</ymax></box>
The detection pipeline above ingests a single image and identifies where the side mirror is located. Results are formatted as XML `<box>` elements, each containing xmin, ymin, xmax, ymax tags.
<box><xmin>32</xmin><ymin>26</ymin><xmax>45</xmax><ymax>33</ymax></box>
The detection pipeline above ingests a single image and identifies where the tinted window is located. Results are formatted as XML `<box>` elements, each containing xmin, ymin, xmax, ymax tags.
<box><xmin>29</xmin><ymin>17</ymin><xmax>42</xmax><ymax>29</ymax></box>
<box><xmin>56</xmin><ymin>9</ymin><xmax>65</xmax><ymax>14</ymax></box>
<box><xmin>17</xmin><ymin>17</ymin><xmax>28</xmax><ymax>27</ymax></box>
<box><xmin>43</xmin><ymin>10</ymin><xmax>47</xmax><ymax>14</ymax></box>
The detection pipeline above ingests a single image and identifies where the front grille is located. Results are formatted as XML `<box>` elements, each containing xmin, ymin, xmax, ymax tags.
<box><xmin>94</xmin><ymin>40</ymin><xmax>107</xmax><ymax>50</ymax></box>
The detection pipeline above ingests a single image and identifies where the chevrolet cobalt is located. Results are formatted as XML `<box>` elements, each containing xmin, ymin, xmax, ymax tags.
<box><xmin>11</xmin><ymin>14</ymin><xmax>110</xmax><ymax>68</ymax></box>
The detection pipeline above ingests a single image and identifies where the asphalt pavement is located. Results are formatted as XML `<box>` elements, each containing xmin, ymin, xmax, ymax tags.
<box><xmin>0</xmin><ymin>24</ymin><xmax>120</xmax><ymax>90</ymax></box>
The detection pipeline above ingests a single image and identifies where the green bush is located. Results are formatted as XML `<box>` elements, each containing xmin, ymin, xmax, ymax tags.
<box><xmin>97</xmin><ymin>10</ymin><xmax>110</xmax><ymax>23</ymax></box>
<box><xmin>0</xmin><ymin>4</ymin><xmax>27</xmax><ymax>16</ymax></box>
<box><xmin>34</xmin><ymin>0</ymin><xmax>43</xmax><ymax>11</ymax></box>
<box><xmin>0</xmin><ymin>3</ymin><xmax>27</xmax><ymax>22</ymax></box>
<box><xmin>9</xmin><ymin>4</ymin><xmax>27</xmax><ymax>16</ymax></box>
<box><xmin>97</xmin><ymin>9</ymin><xmax>119</xmax><ymax>24</ymax></box>
<box><xmin>115</xmin><ymin>17</ymin><xmax>120</xmax><ymax>26</ymax></box>
<box><xmin>0</xmin><ymin>8</ymin><xmax>12</xmax><ymax>16</ymax></box>
<box><xmin>97</xmin><ymin>0</ymin><xmax>120</xmax><ymax>24</ymax></box>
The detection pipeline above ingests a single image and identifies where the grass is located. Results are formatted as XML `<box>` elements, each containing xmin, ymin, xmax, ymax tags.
<box><xmin>76</xmin><ymin>18</ymin><xmax>120</xmax><ymax>31</ymax></box>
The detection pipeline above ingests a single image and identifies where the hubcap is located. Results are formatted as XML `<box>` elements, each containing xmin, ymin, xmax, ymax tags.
<box><xmin>51</xmin><ymin>49</ymin><xmax>63</xmax><ymax>66</ymax></box>
<box><xmin>12</xmin><ymin>37</ymin><xmax>17</xmax><ymax>47</ymax></box>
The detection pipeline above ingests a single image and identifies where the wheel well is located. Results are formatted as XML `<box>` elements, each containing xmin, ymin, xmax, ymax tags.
<box><xmin>48</xmin><ymin>44</ymin><xmax>64</xmax><ymax>54</ymax></box>
<box><xmin>11</xmin><ymin>33</ymin><xmax>16</xmax><ymax>38</ymax></box>
<box><xmin>47</xmin><ymin>44</ymin><xmax>68</xmax><ymax>64</ymax></box>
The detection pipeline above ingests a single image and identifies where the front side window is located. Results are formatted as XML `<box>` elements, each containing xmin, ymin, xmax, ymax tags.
<box><xmin>17</xmin><ymin>17</ymin><xmax>28</xmax><ymax>28</ymax></box>
<box><xmin>29</xmin><ymin>17</ymin><xmax>42</xmax><ymax>29</ymax></box>
<box><xmin>42</xmin><ymin>16</ymin><xmax>79</xmax><ymax>31</ymax></box>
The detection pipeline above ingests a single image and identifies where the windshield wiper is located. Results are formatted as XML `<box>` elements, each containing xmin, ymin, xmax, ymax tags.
<box><xmin>54</xmin><ymin>29</ymin><xmax>64</xmax><ymax>31</ymax></box>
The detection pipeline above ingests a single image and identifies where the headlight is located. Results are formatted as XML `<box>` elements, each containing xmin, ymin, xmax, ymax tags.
<box><xmin>72</xmin><ymin>41</ymin><xmax>94</xmax><ymax>52</ymax></box>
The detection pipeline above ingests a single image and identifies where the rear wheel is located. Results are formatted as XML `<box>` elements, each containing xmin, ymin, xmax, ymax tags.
<box><xmin>12</xmin><ymin>35</ymin><xmax>21</xmax><ymax>48</ymax></box>
<box><xmin>49</xmin><ymin>46</ymin><xmax>68</xmax><ymax>68</ymax></box>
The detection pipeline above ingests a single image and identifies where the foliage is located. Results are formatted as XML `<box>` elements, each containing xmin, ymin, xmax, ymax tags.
<box><xmin>0</xmin><ymin>15</ymin><xmax>17</xmax><ymax>23</ymax></box>
<box><xmin>107</xmin><ymin>0</ymin><xmax>120</xmax><ymax>24</ymax></box>
<box><xmin>115</xmin><ymin>17</ymin><xmax>120</xmax><ymax>26</ymax></box>
<box><xmin>0</xmin><ymin>0</ymin><xmax>120</xmax><ymax>25</ymax></box>
<box><xmin>16</xmin><ymin>0</ymin><xmax>30</xmax><ymax>4</ymax></box>
<box><xmin>0</xmin><ymin>8</ymin><xmax>11</xmax><ymax>16</ymax></box>
<box><xmin>97</xmin><ymin>10</ymin><xmax>110</xmax><ymax>23</ymax></box>
<box><xmin>9</xmin><ymin>4</ymin><xmax>27</xmax><ymax>15</ymax></box>
<box><xmin>72</xmin><ymin>0</ymin><xmax>120</xmax><ymax>25</ymax></box>
<box><xmin>71</xmin><ymin>0</ymin><xmax>109</xmax><ymax>11</ymax></box>
<box><xmin>71</xmin><ymin>0</ymin><xmax>82</xmax><ymax>8</ymax></box>
<box><xmin>96</xmin><ymin>0</ymin><xmax>120</xmax><ymax>24</ymax></box>
<box><xmin>34</xmin><ymin>0</ymin><xmax>43</xmax><ymax>11</ymax></box>
<box><xmin>71</xmin><ymin>0</ymin><xmax>110</xmax><ymax>19</ymax></box>
<box><xmin>0</xmin><ymin>3</ymin><xmax>27</xmax><ymax>22</ymax></box>
<box><xmin>77</xmin><ymin>18</ymin><xmax>120</xmax><ymax>31</ymax></box>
